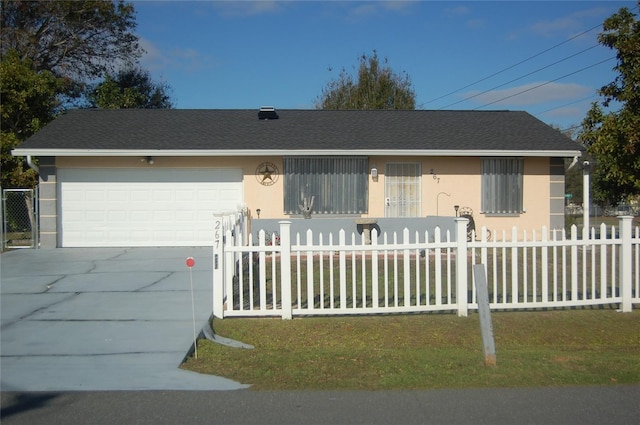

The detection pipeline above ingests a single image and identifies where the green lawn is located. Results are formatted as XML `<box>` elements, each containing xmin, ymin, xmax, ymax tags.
<box><xmin>182</xmin><ymin>308</ymin><xmax>640</xmax><ymax>390</ymax></box>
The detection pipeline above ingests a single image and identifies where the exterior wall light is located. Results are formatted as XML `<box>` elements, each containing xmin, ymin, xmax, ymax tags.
<box><xmin>371</xmin><ymin>164</ymin><xmax>378</xmax><ymax>182</ymax></box>
<box><xmin>146</xmin><ymin>156</ymin><xmax>154</xmax><ymax>165</ymax></box>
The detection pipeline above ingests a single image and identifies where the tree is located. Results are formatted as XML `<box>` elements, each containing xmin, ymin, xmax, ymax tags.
<box><xmin>316</xmin><ymin>51</ymin><xmax>416</xmax><ymax>110</ymax></box>
<box><xmin>578</xmin><ymin>2</ymin><xmax>640</xmax><ymax>206</ymax></box>
<box><xmin>0</xmin><ymin>0</ymin><xmax>143</xmax><ymax>188</ymax></box>
<box><xmin>90</xmin><ymin>67</ymin><xmax>173</xmax><ymax>109</ymax></box>
<box><xmin>1</xmin><ymin>51</ymin><xmax>62</xmax><ymax>188</ymax></box>
<box><xmin>1</xmin><ymin>0</ymin><xmax>141</xmax><ymax>83</ymax></box>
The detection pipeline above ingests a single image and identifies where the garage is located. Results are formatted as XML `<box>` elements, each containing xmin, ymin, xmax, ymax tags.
<box><xmin>58</xmin><ymin>168</ymin><xmax>243</xmax><ymax>247</ymax></box>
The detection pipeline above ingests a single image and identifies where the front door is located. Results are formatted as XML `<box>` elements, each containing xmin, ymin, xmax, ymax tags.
<box><xmin>384</xmin><ymin>163</ymin><xmax>421</xmax><ymax>217</ymax></box>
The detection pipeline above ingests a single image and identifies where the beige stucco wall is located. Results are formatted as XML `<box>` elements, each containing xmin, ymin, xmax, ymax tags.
<box><xmin>366</xmin><ymin>156</ymin><xmax>553</xmax><ymax>234</ymax></box>
<box><xmin>55</xmin><ymin>155</ymin><xmax>558</xmax><ymax>235</ymax></box>
<box><xmin>364</xmin><ymin>156</ymin><xmax>479</xmax><ymax>217</ymax></box>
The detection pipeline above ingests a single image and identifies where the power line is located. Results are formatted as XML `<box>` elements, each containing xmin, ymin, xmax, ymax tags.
<box><xmin>560</xmin><ymin>123</ymin><xmax>582</xmax><ymax>134</ymax></box>
<box><xmin>534</xmin><ymin>94</ymin><xmax>598</xmax><ymax>116</ymax></box>
<box><xmin>438</xmin><ymin>44</ymin><xmax>600</xmax><ymax>110</ymax></box>
<box><xmin>425</xmin><ymin>22</ymin><xmax>603</xmax><ymax>105</ymax></box>
<box><xmin>538</xmin><ymin>97</ymin><xmax>596</xmax><ymax>133</ymax></box>
<box><xmin>424</xmin><ymin>3</ymin><xmax>639</xmax><ymax>111</ymax></box>
<box><xmin>472</xmin><ymin>57</ymin><xmax>615</xmax><ymax>110</ymax></box>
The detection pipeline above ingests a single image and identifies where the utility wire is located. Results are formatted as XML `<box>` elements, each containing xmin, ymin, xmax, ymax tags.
<box><xmin>560</xmin><ymin>123</ymin><xmax>583</xmax><ymax>134</ymax></box>
<box><xmin>472</xmin><ymin>56</ymin><xmax>615</xmax><ymax>110</ymax></box>
<box><xmin>534</xmin><ymin>94</ymin><xmax>599</xmax><ymax>116</ymax></box>
<box><xmin>438</xmin><ymin>44</ymin><xmax>600</xmax><ymax>109</ymax></box>
<box><xmin>425</xmin><ymin>22</ymin><xmax>603</xmax><ymax>105</ymax></box>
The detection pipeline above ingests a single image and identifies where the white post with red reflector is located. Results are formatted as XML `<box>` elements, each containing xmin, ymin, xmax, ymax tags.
<box><xmin>186</xmin><ymin>256</ymin><xmax>198</xmax><ymax>359</ymax></box>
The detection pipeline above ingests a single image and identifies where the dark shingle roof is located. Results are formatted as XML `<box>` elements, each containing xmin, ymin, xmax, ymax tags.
<box><xmin>16</xmin><ymin>109</ymin><xmax>582</xmax><ymax>153</ymax></box>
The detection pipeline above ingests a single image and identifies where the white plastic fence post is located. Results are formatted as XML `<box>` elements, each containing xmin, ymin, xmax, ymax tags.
<box><xmin>455</xmin><ymin>217</ymin><xmax>469</xmax><ymax>317</ymax></box>
<box><xmin>242</xmin><ymin>208</ymin><xmax>249</xmax><ymax>246</ymax></box>
<box><xmin>212</xmin><ymin>216</ymin><xmax>224</xmax><ymax>318</ymax></box>
<box><xmin>583</xmin><ymin>161</ymin><xmax>590</xmax><ymax>237</ymax></box>
<box><xmin>619</xmin><ymin>216</ymin><xmax>633</xmax><ymax>313</ymax></box>
<box><xmin>403</xmin><ymin>228</ymin><xmax>411</xmax><ymax>307</ymax></box>
<box><xmin>279</xmin><ymin>221</ymin><xmax>293</xmax><ymax>320</ymax></box>
<box><xmin>371</xmin><ymin>228</ymin><xmax>379</xmax><ymax>308</ymax></box>
<box><xmin>511</xmin><ymin>226</ymin><xmax>519</xmax><ymax>304</ymax></box>
<box><xmin>571</xmin><ymin>225</ymin><xmax>578</xmax><ymax>301</ymax></box>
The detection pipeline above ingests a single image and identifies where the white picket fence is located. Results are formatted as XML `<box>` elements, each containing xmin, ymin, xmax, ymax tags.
<box><xmin>212</xmin><ymin>216</ymin><xmax>639</xmax><ymax>319</ymax></box>
<box><xmin>216</xmin><ymin>208</ymin><xmax>250</xmax><ymax>246</ymax></box>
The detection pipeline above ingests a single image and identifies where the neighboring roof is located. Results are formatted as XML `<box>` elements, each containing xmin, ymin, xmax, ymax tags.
<box><xmin>13</xmin><ymin>109</ymin><xmax>583</xmax><ymax>157</ymax></box>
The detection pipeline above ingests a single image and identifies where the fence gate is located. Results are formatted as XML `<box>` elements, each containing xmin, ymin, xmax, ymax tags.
<box><xmin>2</xmin><ymin>188</ymin><xmax>38</xmax><ymax>249</ymax></box>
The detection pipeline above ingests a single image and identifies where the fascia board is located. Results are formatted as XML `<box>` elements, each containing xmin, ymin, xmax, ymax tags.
<box><xmin>12</xmin><ymin>148</ymin><xmax>583</xmax><ymax>158</ymax></box>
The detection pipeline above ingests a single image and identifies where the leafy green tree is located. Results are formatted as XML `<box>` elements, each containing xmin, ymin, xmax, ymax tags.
<box><xmin>316</xmin><ymin>51</ymin><xmax>416</xmax><ymax>110</ymax></box>
<box><xmin>578</xmin><ymin>2</ymin><xmax>640</xmax><ymax>206</ymax></box>
<box><xmin>1</xmin><ymin>132</ymin><xmax>37</xmax><ymax>189</ymax></box>
<box><xmin>0</xmin><ymin>0</ymin><xmax>143</xmax><ymax>188</ymax></box>
<box><xmin>1</xmin><ymin>51</ymin><xmax>62</xmax><ymax>188</ymax></box>
<box><xmin>90</xmin><ymin>67</ymin><xmax>173</xmax><ymax>109</ymax></box>
<box><xmin>1</xmin><ymin>51</ymin><xmax>62</xmax><ymax>138</ymax></box>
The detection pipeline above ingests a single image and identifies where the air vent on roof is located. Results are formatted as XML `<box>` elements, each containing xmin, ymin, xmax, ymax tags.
<box><xmin>258</xmin><ymin>106</ymin><xmax>279</xmax><ymax>120</ymax></box>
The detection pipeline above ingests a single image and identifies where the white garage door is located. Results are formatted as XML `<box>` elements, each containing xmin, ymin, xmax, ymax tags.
<box><xmin>58</xmin><ymin>168</ymin><xmax>243</xmax><ymax>247</ymax></box>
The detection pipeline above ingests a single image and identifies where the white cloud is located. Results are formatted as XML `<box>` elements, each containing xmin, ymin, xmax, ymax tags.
<box><xmin>464</xmin><ymin>82</ymin><xmax>592</xmax><ymax>107</ymax></box>
<box><xmin>444</xmin><ymin>6</ymin><xmax>471</xmax><ymax>16</ymax></box>
<box><xmin>544</xmin><ymin>105</ymin><xmax>584</xmax><ymax>118</ymax></box>
<box><xmin>212</xmin><ymin>1</ymin><xmax>282</xmax><ymax>18</ymax></box>
<box><xmin>140</xmin><ymin>38</ymin><xmax>217</xmax><ymax>74</ymax></box>
<box><xmin>529</xmin><ymin>7</ymin><xmax>611</xmax><ymax>38</ymax></box>
<box><xmin>139</xmin><ymin>38</ymin><xmax>169</xmax><ymax>71</ymax></box>
<box><xmin>381</xmin><ymin>1</ymin><xmax>415</xmax><ymax>13</ymax></box>
<box><xmin>442</xmin><ymin>5</ymin><xmax>484</xmax><ymax>30</ymax></box>
<box><xmin>531</xmin><ymin>17</ymin><xmax>579</xmax><ymax>38</ymax></box>
<box><xmin>348</xmin><ymin>3</ymin><xmax>379</xmax><ymax>19</ymax></box>
<box><xmin>342</xmin><ymin>0</ymin><xmax>416</xmax><ymax>21</ymax></box>
<box><xmin>466</xmin><ymin>18</ymin><xmax>486</xmax><ymax>29</ymax></box>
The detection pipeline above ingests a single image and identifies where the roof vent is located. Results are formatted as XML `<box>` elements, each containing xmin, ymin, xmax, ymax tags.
<box><xmin>258</xmin><ymin>106</ymin><xmax>279</xmax><ymax>120</ymax></box>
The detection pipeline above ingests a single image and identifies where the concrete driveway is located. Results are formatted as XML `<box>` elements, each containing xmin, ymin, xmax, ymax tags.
<box><xmin>1</xmin><ymin>247</ymin><xmax>248</xmax><ymax>391</ymax></box>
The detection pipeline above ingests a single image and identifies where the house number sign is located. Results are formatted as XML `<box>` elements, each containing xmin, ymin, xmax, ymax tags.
<box><xmin>256</xmin><ymin>162</ymin><xmax>279</xmax><ymax>186</ymax></box>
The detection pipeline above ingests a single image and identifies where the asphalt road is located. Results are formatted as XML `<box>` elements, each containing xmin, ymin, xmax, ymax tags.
<box><xmin>2</xmin><ymin>385</ymin><xmax>640</xmax><ymax>425</ymax></box>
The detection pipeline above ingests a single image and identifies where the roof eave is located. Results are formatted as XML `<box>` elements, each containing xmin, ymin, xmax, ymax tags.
<box><xmin>11</xmin><ymin>148</ymin><xmax>583</xmax><ymax>158</ymax></box>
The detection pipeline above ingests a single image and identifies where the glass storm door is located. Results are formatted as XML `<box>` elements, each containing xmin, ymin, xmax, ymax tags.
<box><xmin>384</xmin><ymin>163</ymin><xmax>421</xmax><ymax>217</ymax></box>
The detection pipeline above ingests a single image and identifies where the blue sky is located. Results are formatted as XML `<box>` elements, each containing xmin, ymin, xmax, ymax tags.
<box><xmin>133</xmin><ymin>0</ymin><xmax>636</xmax><ymax>131</ymax></box>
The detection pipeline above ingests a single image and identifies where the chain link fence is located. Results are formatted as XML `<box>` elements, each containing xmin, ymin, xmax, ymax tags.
<box><xmin>2</xmin><ymin>188</ymin><xmax>38</xmax><ymax>249</ymax></box>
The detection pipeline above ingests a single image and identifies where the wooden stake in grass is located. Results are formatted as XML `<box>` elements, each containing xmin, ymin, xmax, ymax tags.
<box><xmin>186</xmin><ymin>257</ymin><xmax>198</xmax><ymax>359</ymax></box>
<box><xmin>473</xmin><ymin>264</ymin><xmax>496</xmax><ymax>366</ymax></box>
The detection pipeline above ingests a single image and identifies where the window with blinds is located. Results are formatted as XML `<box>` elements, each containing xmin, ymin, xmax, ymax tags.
<box><xmin>481</xmin><ymin>158</ymin><xmax>524</xmax><ymax>215</ymax></box>
<box><xmin>283</xmin><ymin>157</ymin><xmax>368</xmax><ymax>215</ymax></box>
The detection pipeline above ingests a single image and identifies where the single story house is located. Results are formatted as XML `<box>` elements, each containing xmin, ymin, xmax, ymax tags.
<box><xmin>12</xmin><ymin>108</ymin><xmax>582</xmax><ymax>248</ymax></box>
